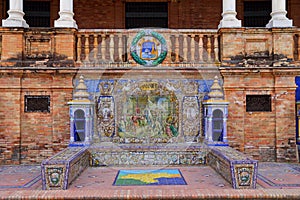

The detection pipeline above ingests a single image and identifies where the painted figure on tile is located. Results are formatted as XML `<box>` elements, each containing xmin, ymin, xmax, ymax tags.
<box><xmin>116</xmin><ymin>80</ymin><xmax>180</xmax><ymax>142</ymax></box>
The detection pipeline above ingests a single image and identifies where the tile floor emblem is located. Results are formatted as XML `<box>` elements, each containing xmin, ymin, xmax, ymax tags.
<box><xmin>113</xmin><ymin>169</ymin><xmax>187</xmax><ymax>186</ymax></box>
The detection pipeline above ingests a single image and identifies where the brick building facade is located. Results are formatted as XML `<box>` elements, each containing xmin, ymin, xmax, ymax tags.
<box><xmin>0</xmin><ymin>0</ymin><xmax>300</xmax><ymax>164</ymax></box>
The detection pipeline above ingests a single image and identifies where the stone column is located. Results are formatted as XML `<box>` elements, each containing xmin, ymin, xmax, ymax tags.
<box><xmin>218</xmin><ymin>0</ymin><xmax>241</xmax><ymax>28</ymax></box>
<box><xmin>2</xmin><ymin>0</ymin><xmax>28</xmax><ymax>28</ymax></box>
<box><xmin>266</xmin><ymin>0</ymin><xmax>293</xmax><ymax>28</ymax></box>
<box><xmin>55</xmin><ymin>0</ymin><xmax>77</xmax><ymax>28</ymax></box>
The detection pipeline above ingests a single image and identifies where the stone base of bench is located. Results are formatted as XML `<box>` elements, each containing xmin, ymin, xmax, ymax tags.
<box><xmin>41</xmin><ymin>147</ymin><xmax>89</xmax><ymax>190</ymax></box>
<box><xmin>208</xmin><ymin>146</ymin><xmax>258</xmax><ymax>189</ymax></box>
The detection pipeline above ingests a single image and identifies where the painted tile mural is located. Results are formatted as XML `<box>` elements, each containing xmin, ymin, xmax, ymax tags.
<box><xmin>77</xmin><ymin>78</ymin><xmax>214</xmax><ymax>143</ymax></box>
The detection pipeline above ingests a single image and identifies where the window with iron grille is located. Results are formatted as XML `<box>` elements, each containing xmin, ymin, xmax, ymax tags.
<box><xmin>246</xmin><ymin>95</ymin><xmax>271</xmax><ymax>112</ymax></box>
<box><xmin>25</xmin><ymin>95</ymin><xmax>50</xmax><ymax>113</ymax></box>
<box><xmin>24</xmin><ymin>1</ymin><xmax>50</xmax><ymax>27</ymax></box>
<box><xmin>125</xmin><ymin>2</ymin><xmax>168</xmax><ymax>29</ymax></box>
<box><xmin>244</xmin><ymin>1</ymin><xmax>271</xmax><ymax>27</ymax></box>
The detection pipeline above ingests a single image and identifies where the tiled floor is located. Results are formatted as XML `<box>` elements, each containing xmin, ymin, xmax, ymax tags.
<box><xmin>257</xmin><ymin>162</ymin><xmax>300</xmax><ymax>189</ymax></box>
<box><xmin>1</xmin><ymin>163</ymin><xmax>300</xmax><ymax>199</ymax></box>
<box><xmin>0</xmin><ymin>165</ymin><xmax>41</xmax><ymax>190</ymax></box>
<box><xmin>69</xmin><ymin>166</ymin><xmax>232</xmax><ymax>190</ymax></box>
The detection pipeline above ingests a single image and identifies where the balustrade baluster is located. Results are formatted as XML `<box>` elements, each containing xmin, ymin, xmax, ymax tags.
<box><xmin>101</xmin><ymin>35</ymin><xmax>106</xmax><ymax>61</ymax></box>
<box><xmin>166</xmin><ymin>35</ymin><xmax>173</xmax><ymax>62</ymax></box>
<box><xmin>76</xmin><ymin>34</ymin><xmax>81</xmax><ymax>62</ymax></box>
<box><xmin>93</xmin><ymin>34</ymin><xmax>98</xmax><ymax>62</ymax></box>
<box><xmin>207</xmin><ymin>35</ymin><xmax>212</xmax><ymax>62</ymax></box>
<box><xmin>175</xmin><ymin>35</ymin><xmax>179</xmax><ymax>62</ymax></box>
<box><xmin>118</xmin><ymin>34</ymin><xmax>123</xmax><ymax>62</ymax></box>
<box><xmin>183</xmin><ymin>35</ymin><xmax>188</xmax><ymax>62</ymax></box>
<box><xmin>109</xmin><ymin>35</ymin><xmax>114</xmax><ymax>62</ymax></box>
<box><xmin>191</xmin><ymin>35</ymin><xmax>195</xmax><ymax>62</ymax></box>
<box><xmin>214</xmin><ymin>35</ymin><xmax>219</xmax><ymax>62</ymax></box>
<box><xmin>84</xmin><ymin>34</ymin><xmax>89</xmax><ymax>62</ymax></box>
<box><xmin>199</xmin><ymin>35</ymin><xmax>203</xmax><ymax>62</ymax></box>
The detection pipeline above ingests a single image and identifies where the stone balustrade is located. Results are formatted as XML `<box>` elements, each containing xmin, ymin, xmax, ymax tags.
<box><xmin>76</xmin><ymin>29</ymin><xmax>220</xmax><ymax>66</ymax></box>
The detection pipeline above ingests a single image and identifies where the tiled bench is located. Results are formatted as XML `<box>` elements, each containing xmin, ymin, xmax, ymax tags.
<box><xmin>207</xmin><ymin>146</ymin><xmax>258</xmax><ymax>189</ymax></box>
<box><xmin>41</xmin><ymin>147</ymin><xmax>90</xmax><ymax>190</ymax></box>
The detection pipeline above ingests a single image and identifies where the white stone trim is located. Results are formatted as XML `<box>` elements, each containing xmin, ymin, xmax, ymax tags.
<box><xmin>55</xmin><ymin>0</ymin><xmax>78</xmax><ymax>28</ymax></box>
<box><xmin>2</xmin><ymin>0</ymin><xmax>29</xmax><ymax>28</ymax></box>
<box><xmin>218</xmin><ymin>0</ymin><xmax>241</xmax><ymax>28</ymax></box>
<box><xmin>266</xmin><ymin>0</ymin><xmax>293</xmax><ymax>28</ymax></box>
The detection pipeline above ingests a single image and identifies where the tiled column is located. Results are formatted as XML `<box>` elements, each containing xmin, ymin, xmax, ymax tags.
<box><xmin>218</xmin><ymin>0</ymin><xmax>241</xmax><ymax>28</ymax></box>
<box><xmin>55</xmin><ymin>0</ymin><xmax>77</xmax><ymax>28</ymax></box>
<box><xmin>266</xmin><ymin>0</ymin><xmax>293</xmax><ymax>28</ymax></box>
<box><xmin>2</xmin><ymin>0</ymin><xmax>28</xmax><ymax>27</ymax></box>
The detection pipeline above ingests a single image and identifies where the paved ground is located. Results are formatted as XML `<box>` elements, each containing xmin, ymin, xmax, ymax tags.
<box><xmin>0</xmin><ymin>163</ymin><xmax>300</xmax><ymax>199</ymax></box>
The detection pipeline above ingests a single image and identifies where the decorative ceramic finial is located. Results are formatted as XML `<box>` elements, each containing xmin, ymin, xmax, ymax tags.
<box><xmin>207</xmin><ymin>76</ymin><xmax>224</xmax><ymax>100</ymax></box>
<box><xmin>73</xmin><ymin>75</ymin><xmax>90</xmax><ymax>99</ymax></box>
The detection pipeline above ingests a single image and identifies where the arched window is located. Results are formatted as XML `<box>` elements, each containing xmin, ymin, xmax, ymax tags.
<box><xmin>212</xmin><ymin>109</ymin><xmax>223</xmax><ymax>142</ymax></box>
<box><xmin>74</xmin><ymin>110</ymin><xmax>85</xmax><ymax>142</ymax></box>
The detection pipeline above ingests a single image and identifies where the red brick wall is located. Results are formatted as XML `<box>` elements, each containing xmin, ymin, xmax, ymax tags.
<box><xmin>50</xmin><ymin>0</ymin><xmax>59</xmax><ymax>27</ymax></box>
<box><xmin>289</xmin><ymin>0</ymin><xmax>300</xmax><ymax>28</ymax></box>
<box><xmin>74</xmin><ymin>0</ymin><xmax>117</xmax><ymax>29</ymax></box>
<box><xmin>222</xmin><ymin>70</ymin><xmax>297</xmax><ymax>162</ymax></box>
<box><xmin>0</xmin><ymin>74</ymin><xmax>22</xmax><ymax>164</ymax></box>
<box><xmin>0</xmin><ymin>72</ymin><xmax>73</xmax><ymax>164</ymax></box>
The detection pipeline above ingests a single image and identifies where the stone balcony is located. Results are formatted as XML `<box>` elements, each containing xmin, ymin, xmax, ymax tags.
<box><xmin>0</xmin><ymin>27</ymin><xmax>299</xmax><ymax>68</ymax></box>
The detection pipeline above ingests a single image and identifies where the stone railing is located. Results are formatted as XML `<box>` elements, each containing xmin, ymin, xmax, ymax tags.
<box><xmin>76</xmin><ymin>29</ymin><xmax>220</xmax><ymax>67</ymax></box>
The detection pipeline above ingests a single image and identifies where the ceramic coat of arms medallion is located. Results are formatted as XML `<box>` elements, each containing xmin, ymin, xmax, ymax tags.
<box><xmin>130</xmin><ymin>30</ymin><xmax>167</xmax><ymax>67</ymax></box>
<box><xmin>45</xmin><ymin>166</ymin><xmax>65</xmax><ymax>189</ymax></box>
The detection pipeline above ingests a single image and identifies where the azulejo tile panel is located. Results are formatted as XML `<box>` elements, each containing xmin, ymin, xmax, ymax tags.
<box><xmin>80</xmin><ymin>78</ymin><xmax>214</xmax><ymax>144</ymax></box>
